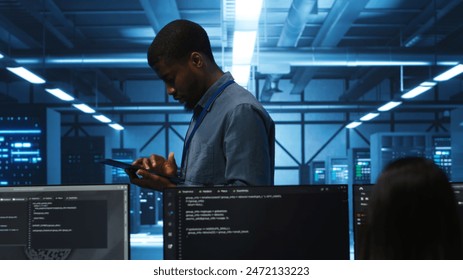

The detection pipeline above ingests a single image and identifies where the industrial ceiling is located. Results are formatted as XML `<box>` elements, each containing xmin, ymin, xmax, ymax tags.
<box><xmin>1</xmin><ymin>0</ymin><xmax>463</xmax><ymax>119</ymax></box>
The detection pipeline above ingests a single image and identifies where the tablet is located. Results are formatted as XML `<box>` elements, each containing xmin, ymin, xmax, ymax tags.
<box><xmin>99</xmin><ymin>158</ymin><xmax>183</xmax><ymax>184</ymax></box>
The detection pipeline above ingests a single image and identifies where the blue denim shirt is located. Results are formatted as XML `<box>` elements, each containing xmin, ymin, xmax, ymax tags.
<box><xmin>180</xmin><ymin>72</ymin><xmax>275</xmax><ymax>186</ymax></box>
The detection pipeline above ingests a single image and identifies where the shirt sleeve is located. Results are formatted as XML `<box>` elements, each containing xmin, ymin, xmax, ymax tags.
<box><xmin>223</xmin><ymin>103</ymin><xmax>274</xmax><ymax>186</ymax></box>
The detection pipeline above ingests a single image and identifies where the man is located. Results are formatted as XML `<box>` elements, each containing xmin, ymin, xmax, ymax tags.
<box><xmin>127</xmin><ymin>19</ymin><xmax>274</xmax><ymax>191</ymax></box>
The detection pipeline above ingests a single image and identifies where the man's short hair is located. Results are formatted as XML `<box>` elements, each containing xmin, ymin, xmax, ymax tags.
<box><xmin>147</xmin><ymin>19</ymin><xmax>215</xmax><ymax>67</ymax></box>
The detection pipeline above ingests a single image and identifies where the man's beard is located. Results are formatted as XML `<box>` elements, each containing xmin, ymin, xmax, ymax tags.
<box><xmin>182</xmin><ymin>98</ymin><xmax>197</xmax><ymax>111</ymax></box>
<box><xmin>183</xmin><ymin>104</ymin><xmax>193</xmax><ymax>112</ymax></box>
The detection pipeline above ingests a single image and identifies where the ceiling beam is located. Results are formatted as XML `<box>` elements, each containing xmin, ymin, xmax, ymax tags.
<box><xmin>340</xmin><ymin>0</ymin><xmax>463</xmax><ymax>102</ymax></box>
<box><xmin>94</xmin><ymin>70</ymin><xmax>131</xmax><ymax>103</ymax></box>
<box><xmin>290</xmin><ymin>0</ymin><xmax>369</xmax><ymax>95</ymax></box>
<box><xmin>4</xmin><ymin>1</ymin><xmax>128</xmax><ymax>106</ymax></box>
<box><xmin>16</xmin><ymin>0</ymin><xmax>78</xmax><ymax>48</ymax></box>
<box><xmin>311</xmin><ymin>0</ymin><xmax>369</xmax><ymax>47</ymax></box>
<box><xmin>403</xmin><ymin>0</ymin><xmax>463</xmax><ymax>47</ymax></box>
<box><xmin>339</xmin><ymin>67</ymin><xmax>397</xmax><ymax>102</ymax></box>
<box><xmin>69</xmin><ymin>70</ymin><xmax>130</xmax><ymax>103</ymax></box>
<box><xmin>138</xmin><ymin>0</ymin><xmax>180</xmax><ymax>33</ymax></box>
<box><xmin>0</xmin><ymin>91</ymin><xmax>18</xmax><ymax>103</ymax></box>
<box><xmin>262</xmin><ymin>0</ymin><xmax>317</xmax><ymax>100</ymax></box>
<box><xmin>0</xmin><ymin>13</ymin><xmax>41</xmax><ymax>49</ymax></box>
<box><xmin>289</xmin><ymin>68</ymin><xmax>315</xmax><ymax>95</ymax></box>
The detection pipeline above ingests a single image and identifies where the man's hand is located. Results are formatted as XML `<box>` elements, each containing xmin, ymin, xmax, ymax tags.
<box><xmin>126</xmin><ymin>152</ymin><xmax>178</xmax><ymax>191</ymax></box>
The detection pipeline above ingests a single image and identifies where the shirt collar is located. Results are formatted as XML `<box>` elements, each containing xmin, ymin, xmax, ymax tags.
<box><xmin>195</xmin><ymin>72</ymin><xmax>234</xmax><ymax>112</ymax></box>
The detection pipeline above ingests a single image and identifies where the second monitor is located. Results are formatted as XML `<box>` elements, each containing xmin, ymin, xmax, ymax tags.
<box><xmin>163</xmin><ymin>184</ymin><xmax>349</xmax><ymax>260</ymax></box>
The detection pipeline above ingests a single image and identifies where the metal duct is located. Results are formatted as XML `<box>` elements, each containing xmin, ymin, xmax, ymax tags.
<box><xmin>266</xmin><ymin>0</ymin><xmax>317</xmax><ymax>100</ymax></box>
<box><xmin>261</xmin><ymin>74</ymin><xmax>283</xmax><ymax>102</ymax></box>
<box><xmin>15</xmin><ymin>48</ymin><xmax>463</xmax><ymax>68</ymax></box>
<box><xmin>277</xmin><ymin>0</ymin><xmax>317</xmax><ymax>47</ymax></box>
<box><xmin>52</xmin><ymin>101</ymin><xmax>463</xmax><ymax>113</ymax></box>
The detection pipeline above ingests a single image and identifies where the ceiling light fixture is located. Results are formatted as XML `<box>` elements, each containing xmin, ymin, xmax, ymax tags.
<box><xmin>235</xmin><ymin>28</ymin><xmax>257</xmax><ymax>44</ymax></box>
<box><xmin>231</xmin><ymin>64</ymin><xmax>252</xmax><ymax>88</ymax></box>
<box><xmin>72</xmin><ymin>103</ymin><xmax>96</xmax><ymax>114</ymax></box>
<box><xmin>232</xmin><ymin>31</ymin><xmax>257</xmax><ymax>86</ymax></box>
<box><xmin>109</xmin><ymin>123</ymin><xmax>124</xmax><ymax>131</ymax></box>
<box><xmin>401</xmin><ymin>81</ymin><xmax>436</xmax><ymax>99</ymax></box>
<box><xmin>6</xmin><ymin>66</ymin><xmax>46</xmax><ymax>84</ymax></box>
<box><xmin>92</xmin><ymin>114</ymin><xmax>112</xmax><ymax>123</ymax></box>
<box><xmin>45</xmin><ymin>88</ymin><xmax>75</xmax><ymax>101</ymax></box>
<box><xmin>360</xmin><ymin>112</ymin><xmax>380</xmax><ymax>121</ymax></box>
<box><xmin>346</xmin><ymin>121</ymin><xmax>362</xmax><ymax>129</ymax></box>
<box><xmin>433</xmin><ymin>64</ymin><xmax>463</xmax><ymax>81</ymax></box>
<box><xmin>231</xmin><ymin>0</ymin><xmax>263</xmax><ymax>87</ymax></box>
<box><xmin>378</xmin><ymin>101</ymin><xmax>402</xmax><ymax>112</ymax></box>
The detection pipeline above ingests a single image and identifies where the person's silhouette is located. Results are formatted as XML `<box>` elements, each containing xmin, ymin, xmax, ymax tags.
<box><xmin>359</xmin><ymin>157</ymin><xmax>462</xmax><ymax>259</ymax></box>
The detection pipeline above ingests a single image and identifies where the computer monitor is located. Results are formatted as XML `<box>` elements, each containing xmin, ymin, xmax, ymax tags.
<box><xmin>353</xmin><ymin>182</ymin><xmax>463</xmax><ymax>259</ymax></box>
<box><xmin>327</xmin><ymin>157</ymin><xmax>348</xmax><ymax>184</ymax></box>
<box><xmin>0</xmin><ymin>184</ymin><xmax>129</xmax><ymax>260</ymax></box>
<box><xmin>352</xmin><ymin>183</ymin><xmax>374</xmax><ymax>259</ymax></box>
<box><xmin>311</xmin><ymin>161</ymin><xmax>326</xmax><ymax>184</ymax></box>
<box><xmin>163</xmin><ymin>184</ymin><xmax>349</xmax><ymax>260</ymax></box>
<box><xmin>349</xmin><ymin>148</ymin><xmax>371</xmax><ymax>185</ymax></box>
<box><xmin>0</xmin><ymin>106</ymin><xmax>57</xmax><ymax>186</ymax></box>
<box><xmin>452</xmin><ymin>182</ymin><xmax>463</xmax><ymax>233</ymax></box>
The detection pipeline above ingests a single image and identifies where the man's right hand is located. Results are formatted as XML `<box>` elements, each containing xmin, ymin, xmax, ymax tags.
<box><xmin>126</xmin><ymin>152</ymin><xmax>178</xmax><ymax>191</ymax></box>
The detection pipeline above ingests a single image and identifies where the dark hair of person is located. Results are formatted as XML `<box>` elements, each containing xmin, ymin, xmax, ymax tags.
<box><xmin>359</xmin><ymin>156</ymin><xmax>462</xmax><ymax>259</ymax></box>
<box><xmin>147</xmin><ymin>19</ymin><xmax>216</xmax><ymax>67</ymax></box>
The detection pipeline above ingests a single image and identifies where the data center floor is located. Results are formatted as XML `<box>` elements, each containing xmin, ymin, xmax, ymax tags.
<box><xmin>130</xmin><ymin>224</ymin><xmax>163</xmax><ymax>260</ymax></box>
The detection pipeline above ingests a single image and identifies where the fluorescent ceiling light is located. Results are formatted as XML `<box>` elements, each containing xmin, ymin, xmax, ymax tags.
<box><xmin>112</xmin><ymin>106</ymin><xmax>185</xmax><ymax>111</ymax></box>
<box><xmin>0</xmin><ymin>129</ymin><xmax>41</xmax><ymax>134</ymax></box>
<box><xmin>232</xmin><ymin>31</ymin><xmax>257</xmax><ymax>65</ymax></box>
<box><xmin>109</xmin><ymin>123</ymin><xmax>124</xmax><ymax>130</ymax></box>
<box><xmin>360</xmin><ymin>113</ymin><xmax>380</xmax><ymax>121</ymax></box>
<box><xmin>378</xmin><ymin>101</ymin><xmax>402</xmax><ymax>112</ymax></box>
<box><xmin>6</xmin><ymin>66</ymin><xmax>46</xmax><ymax>84</ymax></box>
<box><xmin>45</xmin><ymin>88</ymin><xmax>75</xmax><ymax>101</ymax></box>
<box><xmin>72</xmin><ymin>103</ymin><xmax>96</xmax><ymax>114</ymax></box>
<box><xmin>0</xmin><ymin>53</ymin><xmax>3</xmax><ymax>59</ymax></box>
<box><xmin>401</xmin><ymin>83</ymin><xmax>434</xmax><ymax>99</ymax></box>
<box><xmin>235</xmin><ymin>0</ymin><xmax>263</xmax><ymax>25</ymax></box>
<box><xmin>92</xmin><ymin>114</ymin><xmax>112</xmax><ymax>123</ymax></box>
<box><xmin>231</xmin><ymin>31</ymin><xmax>256</xmax><ymax>87</ymax></box>
<box><xmin>346</xmin><ymin>121</ymin><xmax>362</xmax><ymax>129</ymax></box>
<box><xmin>433</xmin><ymin>64</ymin><xmax>463</xmax><ymax>81</ymax></box>
<box><xmin>420</xmin><ymin>81</ymin><xmax>437</xmax><ymax>87</ymax></box>
<box><xmin>346</xmin><ymin>61</ymin><xmax>430</xmax><ymax>67</ymax></box>
<box><xmin>231</xmin><ymin>0</ymin><xmax>263</xmax><ymax>88</ymax></box>
<box><xmin>231</xmin><ymin>64</ymin><xmax>251</xmax><ymax>87</ymax></box>
<box><xmin>46</xmin><ymin>58</ymin><xmax>147</xmax><ymax>64</ymax></box>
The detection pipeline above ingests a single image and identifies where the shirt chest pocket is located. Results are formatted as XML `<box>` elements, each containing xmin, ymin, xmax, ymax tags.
<box><xmin>185</xmin><ymin>140</ymin><xmax>214</xmax><ymax>183</ymax></box>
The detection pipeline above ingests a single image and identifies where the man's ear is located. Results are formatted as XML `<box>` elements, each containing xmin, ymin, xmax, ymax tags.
<box><xmin>190</xmin><ymin>52</ymin><xmax>203</xmax><ymax>68</ymax></box>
